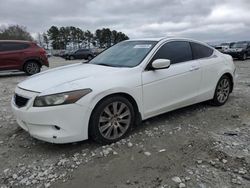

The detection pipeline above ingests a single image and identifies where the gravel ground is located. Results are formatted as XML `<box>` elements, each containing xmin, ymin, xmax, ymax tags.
<box><xmin>0</xmin><ymin>57</ymin><xmax>250</xmax><ymax>188</ymax></box>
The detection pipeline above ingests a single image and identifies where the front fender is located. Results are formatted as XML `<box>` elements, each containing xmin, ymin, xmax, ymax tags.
<box><xmin>85</xmin><ymin>87</ymin><xmax>143</xmax><ymax>115</ymax></box>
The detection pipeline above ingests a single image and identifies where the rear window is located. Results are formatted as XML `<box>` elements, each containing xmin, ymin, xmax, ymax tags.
<box><xmin>190</xmin><ymin>42</ymin><xmax>213</xmax><ymax>59</ymax></box>
<box><xmin>0</xmin><ymin>42</ymin><xmax>30</xmax><ymax>52</ymax></box>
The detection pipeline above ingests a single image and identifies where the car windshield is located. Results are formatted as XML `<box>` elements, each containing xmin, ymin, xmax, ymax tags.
<box><xmin>221</xmin><ymin>43</ymin><xmax>229</xmax><ymax>46</ymax></box>
<box><xmin>231</xmin><ymin>43</ymin><xmax>248</xmax><ymax>48</ymax></box>
<box><xmin>89</xmin><ymin>40</ymin><xmax>157</xmax><ymax>67</ymax></box>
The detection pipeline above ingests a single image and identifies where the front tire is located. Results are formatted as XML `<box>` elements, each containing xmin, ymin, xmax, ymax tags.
<box><xmin>211</xmin><ymin>75</ymin><xmax>231</xmax><ymax>106</ymax></box>
<box><xmin>24</xmin><ymin>61</ymin><xmax>41</xmax><ymax>75</ymax></box>
<box><xmin>89</xmin><ymin>96</ymin><xmax>135</xmax><ymax>144</ymax></box>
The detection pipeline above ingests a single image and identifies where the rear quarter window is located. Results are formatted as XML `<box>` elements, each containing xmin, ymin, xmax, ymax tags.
<box><xmin>190</xmin><ymin>42</ymin><xmax>214</xmax><ymax>59</ymax></box>
<box><xmin>0</xmin><ymin>42</ymin><xmax>30</xmax><ymax>52</ymax></box>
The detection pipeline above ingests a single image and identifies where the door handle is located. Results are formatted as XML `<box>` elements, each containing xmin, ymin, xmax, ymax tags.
<box><xmin>189</xmin><ymin>66</ymin><xmax>200</xmax><ymax>71</ymax></box>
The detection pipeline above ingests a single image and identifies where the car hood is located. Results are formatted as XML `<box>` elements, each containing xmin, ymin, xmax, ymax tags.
<box><xmin>18</xmin><ymin>63</ymin><xmax>126</xmax><ymax>93</ymax></box>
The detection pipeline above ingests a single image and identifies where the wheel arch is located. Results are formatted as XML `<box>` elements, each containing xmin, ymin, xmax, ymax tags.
<box><xmin>23</xmin><ymin>58</ymin><xmax>42</xmax><ymax>70</ymax></box>
<box><xmin>88</xmin><ymin>92</ymin><xmax>142</xmax><ymax>136</ymax></box>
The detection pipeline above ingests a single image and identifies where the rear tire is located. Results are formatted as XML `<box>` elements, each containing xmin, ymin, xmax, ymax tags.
<box><xmin>89</xmin><ymin>96</ymin><xmax>135</xmax><ymax>144</ymax></box>
<box><xmin>241</xmin><ymin>53</ymin><xmax>247</xmax><ymax>61</ymax></box>
<box><xmin>87</xmin><ymin>55</ymin><xmax>93</xmax><ymax>61</ymax></box>
<box><xmin>24</xmin><ymin>61</ymin><xmax>41</xmax><ymax>75</ymax></box>
<box><xmin>211</xmin><ymin>75</ymin><xmax>231</xmax><ymax>106</ymax></box>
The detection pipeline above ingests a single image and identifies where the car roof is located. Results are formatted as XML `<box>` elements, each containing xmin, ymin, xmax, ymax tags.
<box><xmin>127</xmin><ymin>37</ymin><xmax>213</xmax><ymax>48</ymax></box>
<box><xmin>0</xmin><ymin>40</ymin><xmax>33</xmax><ymax>43</ymax></box>
<box><xmin>236</xmin><ymin>41</ymin><xmax>250</xmax><ymax>43</ymax></box>
<box><xmin>128</xmin><ymin>37</ymin><xmax>166</xmax><ymax>42</ymax></box>
<box><xmin>127</xmin><ymin>37</ymin><xmax>206</xmax><ymax>43</ymax></box>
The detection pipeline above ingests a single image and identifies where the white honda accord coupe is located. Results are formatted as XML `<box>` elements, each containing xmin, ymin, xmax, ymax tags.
<box><xmin>11</xmin><ymin>37</ymin><xmax>236</xmax><ymax>144</ymax></box>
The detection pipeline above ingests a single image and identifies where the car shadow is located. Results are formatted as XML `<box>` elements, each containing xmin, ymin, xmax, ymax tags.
<box><xmin>13</xmin><ymin>129</ymin><xmax>100</xmax><ymax>158</ymax></box>
<box><xmin>31</xmin><ymin>139</ymin><xmax>98</xmax><ymax>157</ymax></box>
<box><xmin>25</xmin><ymin>101</ymin><xmax>212</xmax><ymax>155</ymax></box>
<box><xmin>135</xmin><ymin>101</ymin><xmax>211</xmax><ymax>133</ymax></box>
<box><xmin>0</xmin><ymin>71</ymin><xmax>27</xmax><ymax>78</ymax></box>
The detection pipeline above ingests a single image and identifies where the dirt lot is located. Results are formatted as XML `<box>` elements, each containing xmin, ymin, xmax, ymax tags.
<box><xmin>0</xmin><ymin>57</ymin><xmax>250</xmax><ymax>188</ymax></box>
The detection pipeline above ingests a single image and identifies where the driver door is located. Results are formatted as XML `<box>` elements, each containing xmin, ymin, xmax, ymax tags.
<box><xmin>74</xmin><ymin>50</ymin><xmax>83</xmax><ymax>59</ymax></box>
<box><xmin>142</xmin><ymin>41</ymin><xmax>202</xmax><ymax>118</ymax></box>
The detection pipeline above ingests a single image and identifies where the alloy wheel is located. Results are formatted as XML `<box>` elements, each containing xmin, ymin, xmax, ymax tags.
<box><xmin>88</xmin><ymin>55</ymin><xmax>92</xmax><ymax>61</ymax></box>
<box><xmin>216</xmin><ymin>78</ymin><xmax>230</xmax><ymax>103</ymax></box>
<box><xmin>243</xmin><ymin>53</ymin><xmax>247</xmax><ymax>60</ymax></box>
<box><xmin>98</xmin><ymin>101</ymin><xmax>131</xmax><ymax>140</ymax></box>
<box><xmin>26</xmin><ymin>62</ymin><xmax>39</xmax><ymax>75</ymax></box>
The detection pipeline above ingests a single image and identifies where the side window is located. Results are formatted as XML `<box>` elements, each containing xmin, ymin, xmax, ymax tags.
<box><xmin>76</xmin><ymin>50</ymin><xmax>85</xmax><ymax>53</ymax></box>
<box><xmin>190</xmin><ymin>42</ymin><xmax>213</xmax><ymax>59</ymax></box>
<box><xmin>81</xmin><ymin>49</ymin><xmax>89</xmax><ymax>53</ymax></box>
<box><xmin>0</xmin><ymin>42</ymin><xmax>29</xmax><ymax>51</ymax></box>
<box><xmin>151</xmin><ymin>41</ymin><xmax>192</xmax><ymax>64</ymax></box>
<box><xmin>18</xmin><ymin>43</ymin><xmax>30</xmax><ymax>50</ymax></box>
<box><xmin>1</xmin><ymin>43</ymin><xmax>14</xmax><ymax>51</ymax></box>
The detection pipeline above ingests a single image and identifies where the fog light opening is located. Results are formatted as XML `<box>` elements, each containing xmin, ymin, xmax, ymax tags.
<box><xmin>54</xmin><ymin>125</ymin><xmax>61</xmax><ymax>130</ymax></box>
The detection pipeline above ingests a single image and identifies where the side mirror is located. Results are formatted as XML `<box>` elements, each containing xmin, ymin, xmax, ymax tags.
<box><xmin>151</xmin><ymin>59</ymin><xmax>170</xmax><ymax>70</ymax></box>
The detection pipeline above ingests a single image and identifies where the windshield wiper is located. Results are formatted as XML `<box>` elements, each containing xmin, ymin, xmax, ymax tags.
<box><xmin>96</xmin><ymin>63</ymin><xmax>116</xmax><ymax>67</ymax></box>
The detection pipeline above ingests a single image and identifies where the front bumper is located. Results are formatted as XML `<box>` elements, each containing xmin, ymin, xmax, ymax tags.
<box><xmin>11</xmin><ymin>87</ymin><xmax>91</xmax><ymax>143</ymax></box>
<box><xmin>224</xmin><ymin>52</ymin><xmax>243</xmax><ymax>59</ymax></box>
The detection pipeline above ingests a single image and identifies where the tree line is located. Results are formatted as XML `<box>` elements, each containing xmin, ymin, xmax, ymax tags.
<box><xmin>0</xmin><ymin>25</ymin><xmax>33</xmax><ymax>41</ymax></box>
<box><xmin>0</xmin><ymin>25</ymin><xmax>129</xmax><ymax>50</ymax></box>
<box><xmin>43</xmin><ymin>26</ymin><xmax>129</xmax><ymax>50</ymax></box>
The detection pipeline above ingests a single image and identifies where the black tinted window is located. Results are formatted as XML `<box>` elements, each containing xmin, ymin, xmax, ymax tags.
<box><xmin>77</xmin><ymin>49</ymin><xmax>89</xmax><ymax>52</ymax></box>
<box><xmin>152</xmin><ymin>41</ymin><xmax>192</xmax><ymax>64</ymax></box>
<box><xmin>0</xmin><ymin>42</ymin><xmax>29</xmax><ymax>52</ymax></box>
<box><xmin>76</xmin><ymin>49</ymin><xmax>85</xmax><ymax>53</ymax></box>
<box><xmin>191</xmin><ymin>42</ymin><xmax>213</xmax><ymax>59</ymax></box>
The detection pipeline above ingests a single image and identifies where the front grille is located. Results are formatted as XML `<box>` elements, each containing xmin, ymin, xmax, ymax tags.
<box><xmin>14</xmin><ymin>94</ymin><xmax>29</xmax><ymax>108</ymax></box>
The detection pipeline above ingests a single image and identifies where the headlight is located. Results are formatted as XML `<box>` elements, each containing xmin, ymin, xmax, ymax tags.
<box><xmin>33</xmin><ymin>89</ymin><xmax>92</xmax><ymax>107</ymax></box>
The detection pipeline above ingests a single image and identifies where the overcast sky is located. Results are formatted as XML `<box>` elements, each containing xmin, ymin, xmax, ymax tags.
<box><xmin>0</xmin><ymin>0</ymin><xmax>249</xmax><ymax>43</ymax></box>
